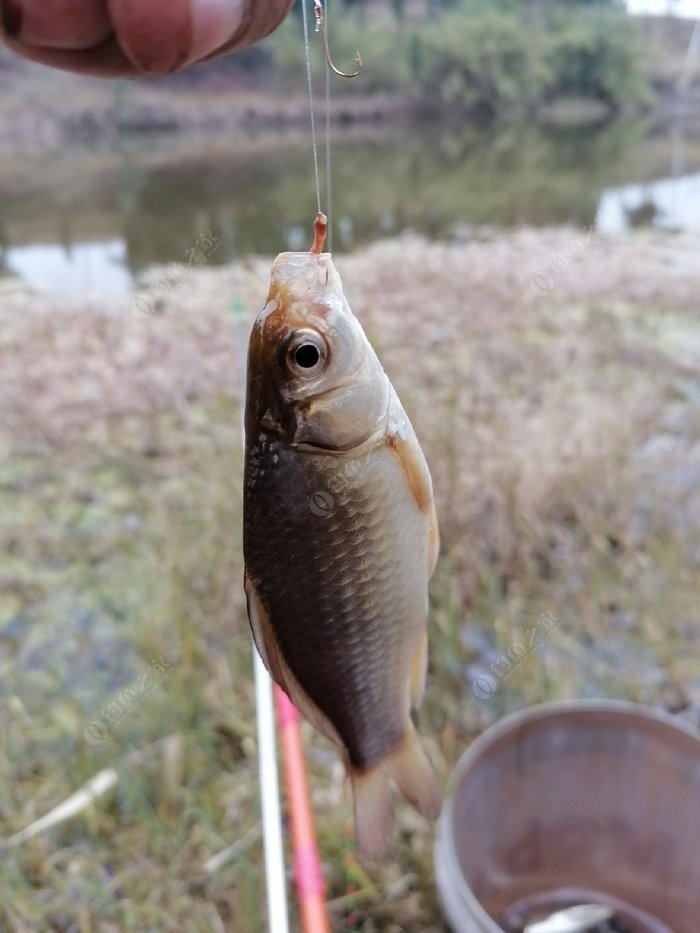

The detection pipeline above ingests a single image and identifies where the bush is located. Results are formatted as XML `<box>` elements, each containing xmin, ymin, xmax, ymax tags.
<box><xmin>263</xmin><ymin>0</ymin><xmax>651</xmax><ymax>120</ymax></box>
<box><xmin>544</xmin><ymin>7</ymin><xmax>651</xmax><ymax>110</ymax></box>
<box><xmin>417</xmin><ymin>8</ymin><xmax>551</xmax><ymax>117</ymax></box>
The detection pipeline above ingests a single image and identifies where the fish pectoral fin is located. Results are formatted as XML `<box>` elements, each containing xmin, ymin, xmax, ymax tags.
<box><xmin>385</xmin><ymin>388</ymin><xmax>440</xmax><ymax>574</ymax></box>
<box><xmin>244</xmin><ymin>572</ymin><xmax>343</xmax><ymax>749</ymax></box>
<box><xmin>427</xmin><ymin>499</ymin><xmax>440</xmax><ymax>577</ymax></box>
<box><xmin>408</xmin><ymin>633</ymin><xmax>428</xmax><ymax>710</ymax></box>
<box><xmin>382</xmin><ymin>727</ymin><xmax>441</xmax><ymax>822</ymax></box>
<box><xmin>387</xmin><ymin>429</ymin><xmax>434</xmax><ymax>515</ymax></box>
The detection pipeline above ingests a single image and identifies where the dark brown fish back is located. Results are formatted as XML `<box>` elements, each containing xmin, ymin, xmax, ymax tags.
<box><xmin>244</xmin><ymin>430</ymin><xmax>430</xmax><ymax>770</ymax></box>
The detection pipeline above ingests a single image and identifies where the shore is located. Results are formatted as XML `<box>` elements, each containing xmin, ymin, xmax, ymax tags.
<box><xmin>1</xmin><ymin>225</ymin><xmax>699</xmax><ymax>928</ymax></box>
<box><xmin>1</xmin><ymin>11</ymin><xmax>700</xmax><ymax>155</ymax></box>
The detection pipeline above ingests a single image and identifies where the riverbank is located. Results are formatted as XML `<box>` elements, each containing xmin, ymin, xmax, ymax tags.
<box><xmin>1</xmin><ymin>226</ymin><xmax>699</xmax><ymax>929</ymax></box>
<box><xmin>1</xmin><ymin>12</ymin><xmax>699</xmax><ymax>154</ymax></box>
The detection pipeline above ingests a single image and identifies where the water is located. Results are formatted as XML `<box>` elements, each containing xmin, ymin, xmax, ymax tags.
<box><xmin>599</xmin><ymin>170</ymin><xmax>700</xmax><ymax>232</ymax></box>
<box><xmin>1</xmin><ymin>118</ymin><xmax>699</xmax><ymax>299</ymax></box>
<box><xmin>5</xmin><ymin>239</ymin><xmax>131</xmax><ymax>295</ymax></box>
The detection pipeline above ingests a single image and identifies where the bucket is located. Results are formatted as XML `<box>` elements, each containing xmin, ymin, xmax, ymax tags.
<box><xmin>434</xmin><ymin>700</ymin><xmax>700</xmax><ymax>932</ymax></box>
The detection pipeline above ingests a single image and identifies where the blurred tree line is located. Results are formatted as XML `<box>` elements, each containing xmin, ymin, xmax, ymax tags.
<box><xmin>266</xmin><ymin>0</ymin><xmax>650</xmax><ymax>119</ymax></box>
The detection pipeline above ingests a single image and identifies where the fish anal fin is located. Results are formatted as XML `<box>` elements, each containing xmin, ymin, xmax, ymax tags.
<box><xmin>382</xmin><ymin>728</ymin><xmax>441</xmax><ymax>822</ymax></box>
<box><xmin>409</xmin><ymin>634</ymin><xmax>428</xmax><ymax>710</ymax></box>
<box><xmin>350</xmin><ymin>766</ymin><xmax>394</xmax><ymax>860</ymax></box>
<box><xmin>244</xmin><ymin>572</ymin><xmax>343</xmax><ymax>748</ymax></box>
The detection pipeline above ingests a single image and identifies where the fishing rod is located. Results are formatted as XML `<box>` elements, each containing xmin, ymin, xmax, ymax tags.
<box><xmin>232</xmin><ymin>294</ymin><xmax>290</xmax><ymax>933</ymax></box>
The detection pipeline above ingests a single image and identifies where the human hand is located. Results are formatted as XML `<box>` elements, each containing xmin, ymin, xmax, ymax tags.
<box><xmin>0</xmin><ymin>0</ymin><xmax>294</xmax><ymax>77</ymax></box>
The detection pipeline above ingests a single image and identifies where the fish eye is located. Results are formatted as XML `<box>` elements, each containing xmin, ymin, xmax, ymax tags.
<box><xmin>294</xmin><ymin>344</ymin><xmax>320</xmax><ymax>368</ymax></box>
<box><xmin>285</xmin><ymin>330</ymin><xmax>328</xmax><ymax>377</ymax></box>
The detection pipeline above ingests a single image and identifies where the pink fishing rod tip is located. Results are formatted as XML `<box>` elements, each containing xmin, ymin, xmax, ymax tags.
<box><xmin>275</xmin><ymin>685</ymin><xmax>302</xmax><ymax>727</ymax></box>
<box><xmin>294</xmin><ymin>843</ymin><xmax>326</xmax><ymax>898</ymax></box>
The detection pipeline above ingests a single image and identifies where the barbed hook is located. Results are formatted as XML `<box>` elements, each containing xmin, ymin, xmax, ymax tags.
<box><xmin>313</xmin><ymin>0</ymin><xmax>362</xmax><ymax>79</ymax></box>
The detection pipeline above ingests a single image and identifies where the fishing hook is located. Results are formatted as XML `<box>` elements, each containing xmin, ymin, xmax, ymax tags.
<box><xmin>313</xmin><ymin>0</ymin><xmax>363</xmax><ymax>79</ymax></box>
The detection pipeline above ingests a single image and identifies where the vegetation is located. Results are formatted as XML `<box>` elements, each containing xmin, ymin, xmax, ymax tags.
<box><xmin>266</xmin><ymin>0</ymin><xmax>651</xmax><ymax>119</ymax></box>
<box><xmin>1</xmin><ymin>227</ymin><xmax>699</xmax><ymax>928</ymax></box>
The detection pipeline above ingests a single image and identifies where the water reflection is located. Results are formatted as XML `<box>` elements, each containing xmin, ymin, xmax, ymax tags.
<box><xmin>1</xmin><ymin>118</ymin><xmax>699</xmax><ymax>296</ymax></box>
<box><xmin>599</xmin><ymin>170</ymin><xmax>700</xmax><ymax>233</ymax></box>
<box><xmin>5</xmin><ymin>239</ymin><xmax>130</xmax><ymax>295</ymax></box>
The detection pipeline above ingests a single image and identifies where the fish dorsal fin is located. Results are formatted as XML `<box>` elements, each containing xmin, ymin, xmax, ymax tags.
<box><xmin>244</xmin><ymin>572</ymin><xmax>343</xmax><ymax>748</ymax></box>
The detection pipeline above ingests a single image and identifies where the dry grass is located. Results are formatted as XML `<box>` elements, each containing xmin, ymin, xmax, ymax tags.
<box><xmin>1</xmin><ymin>226</ymin><xmax>699</xmax><ymax>930</ymax></box>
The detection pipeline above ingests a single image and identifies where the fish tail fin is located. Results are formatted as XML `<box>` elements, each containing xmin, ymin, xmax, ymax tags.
<box><xmin>383</xmin><ymin>727</ymin><xmax>441</xmax><ymax>821</ymax></box>
<box><xmin>350</xmin><ymin>730</ymin><xmax>441</xmax><ymax>858</ymax></box>
<box><xmin>350</xmin><ymin>766</ymin><xmax>394</xmax><ymax>860</ymax></box>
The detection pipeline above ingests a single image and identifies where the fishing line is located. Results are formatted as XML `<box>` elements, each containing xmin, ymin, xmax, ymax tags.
<box><xmin>301</xmin><ymin>0</ymin><xmax>322</xmax><ymax>216</ymax></box>
<box><xmin>324</xmin><ymin>0</ymin><xmax>333</xmax><ymax>251</ymax></box>
<box><xmin>302</xmin><ymin>0</ymin><xmax>336</xmax><ymax>243</ymax></box>
<box><xmin>230</xmin><ymin>10</ymin><xmax>343</xmax><ymax>929</ymax></box>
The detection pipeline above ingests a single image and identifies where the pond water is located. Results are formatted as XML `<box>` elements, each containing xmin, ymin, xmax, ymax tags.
<box><xmin>1</xmin><ymin>117</ymin><xmax>699</xmax><ymax>299</ymax></box>
<box><xmin>599</xmin><ymin>169</ymin><xmax>700</xmax><ymax>232</ymax></box>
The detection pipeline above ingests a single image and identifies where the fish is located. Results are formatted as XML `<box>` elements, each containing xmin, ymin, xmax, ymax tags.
<box><xmin>243</xmin><ymin>213</ymin><xmax>441</xmax><ymax>857</ymax></box>
<box><xmin>524</xmin><ymin>905</ymin><xmax>616</xmax><ymax>933</ymax></box>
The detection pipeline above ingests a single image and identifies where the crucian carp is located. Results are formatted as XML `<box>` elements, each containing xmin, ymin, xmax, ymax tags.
<box><xmin>243</xmin><ymin>213</ymin><xmax>440</xmax><ymax>858</ymax></box>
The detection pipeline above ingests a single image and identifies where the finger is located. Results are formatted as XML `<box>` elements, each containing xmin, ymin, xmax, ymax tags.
<box><xmin>207</xmin><ymin>0</ymin><xmax>294</xmax><ymax>60</ymax></box>
<box><xmin>7</xmin><ymin>0</ymin><xmax>111</xmax><ymax>49</ymax></box>
<box><xmin>0</xmin><ymin>0</ymin><xmax>294</xmax><ymax>76</ymax></box>
<box><xmin>0</xmin><ymin>0</ymin><xmax>230</xmax><ymax>76</ymax></box>
<box><xmin>108</xmin><ymin>0</ymin><xmax>244</xmax><ymax>74</ymax></box>
<box><xmin>0</xmin><ymin>34</ymin><xmax>133</xmax><ymax>77</ymax></box>
<box><xmin>0</xmin><ymin>0</ymin><xmax>22</xmax><ymax>38</ymax></box>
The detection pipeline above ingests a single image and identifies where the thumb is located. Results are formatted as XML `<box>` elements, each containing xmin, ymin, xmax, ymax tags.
<box><xmin>109</xmin><ymin>0</ymin><xmax>293</xmax><ymax>74</ymax></box>
<box><xmin>200</xmin><ymin>0</ymin><xmax>295</xmax><ymax>61</ymax></box>
<box><xmin>110</xmin><ymin>0</ymin><xmax>295</xmax><ymax>74</ymax></box>
<box><xmin>0</xmin><ymin>0</ymin><xmax>294</xmax><ymax>77</ymax></box>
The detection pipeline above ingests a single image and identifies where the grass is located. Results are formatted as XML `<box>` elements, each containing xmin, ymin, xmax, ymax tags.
<box><xmin>0</xmin><ymin>226</ymin><xmax>699</xmax><ymax>929</ymax></box>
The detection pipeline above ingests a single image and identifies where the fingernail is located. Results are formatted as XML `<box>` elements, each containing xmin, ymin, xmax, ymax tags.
<box><xmin>190</xmin><ymin>0</ymin><xmax>245</xmax><ymax>62</ymax></box>
<box><xmin>0</xmin><ymin>0</ymin><xmax>23</xmax><ymax>38</ymax></box>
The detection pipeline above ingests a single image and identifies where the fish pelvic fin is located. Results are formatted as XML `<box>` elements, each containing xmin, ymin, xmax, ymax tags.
<box><xmin>351</xmin><ymin>766</ymin><xmax>394</xmax><ymax>861</ymax></box>
<box><xmin>383</xmin><ymin>727</ymin><xmax>441</xmax><ymax>823</ymax></box>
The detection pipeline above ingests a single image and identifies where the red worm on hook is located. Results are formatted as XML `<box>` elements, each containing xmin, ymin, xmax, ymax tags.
<box><xmin>310</xmin><ymin>212</ymin><xmax>328</xmax><ymax>254</ymax></box>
